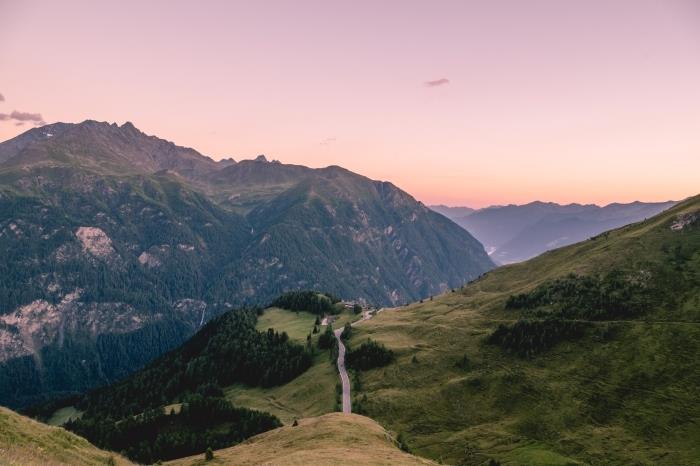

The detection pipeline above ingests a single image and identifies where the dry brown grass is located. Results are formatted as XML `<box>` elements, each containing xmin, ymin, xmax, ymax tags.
<box><xmin>0</xmin><ymin>406</ymin><xmax>132</xmax><ymax>466</ymax></box>
<box><xmin>166</xmin><ymin>413</ymin><xmax>438</xmax><ymax>466</ymax></box>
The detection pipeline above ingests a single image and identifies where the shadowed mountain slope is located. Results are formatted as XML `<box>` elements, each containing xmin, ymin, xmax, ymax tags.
<box><xmin>0</xmin><ymin>120</ymin><xmax>493</xmax><ymax>408</ymax></box>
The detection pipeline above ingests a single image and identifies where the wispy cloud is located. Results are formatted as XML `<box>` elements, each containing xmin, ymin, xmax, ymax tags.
<box><xmin>425</xmin><ymin>78</ymin><xmax>450</xmax><ymax>87</ymax></box>
<box><xmin>320</xmin><ymin>137</ymin><xmax>336</xmax><ymax>146</ymax></box>
<box><xmin>0</xmin><ymin>93</ymin><xmax>4</xmax><ymax>102</ymax></box>
<box><xmin>0</xmin><ymin>110</ymin><xmax>46</xmax><ymax>126</ymax></box>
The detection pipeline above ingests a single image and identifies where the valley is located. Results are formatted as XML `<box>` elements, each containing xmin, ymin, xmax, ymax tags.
<box><xmin>2</xmin><ymin>194</ymin><xmax>698</xmax><ymax>465</ymax></box>
<box><xmin>2</xmin><ymin>4</ymin><xmax>698</xmax><ymax>465</ymax></box>
<box><xmin>433</xmin><ymin>201</ymin><xmax>677</xmax><ymax>264</ymax></box>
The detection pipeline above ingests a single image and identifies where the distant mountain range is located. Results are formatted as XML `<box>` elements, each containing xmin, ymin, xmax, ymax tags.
<box><xmin>431</xmin><ymin>200</ymin><xmax>677</xmax><ymax>263</ymax></box>
<box><xmin>428</xmin><ymin>205</ymin><xmax>475</xmax><ymax>219</ymax></box>
<box><xmin>0</xmin><ymin>120</ymin><xmax>493</xmax><ymax>407</ymax></box>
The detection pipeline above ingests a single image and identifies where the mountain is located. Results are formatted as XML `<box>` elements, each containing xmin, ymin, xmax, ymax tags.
<box><xmin>0</xmin><ymin>120</ymin><xmax>494</xmax><ymax>408</ymax></box>
<box><xmin>428</xmin><ymin>204</ymin><xmax>475</xmax><ymax>219</ymax></box>
<box><xmin>0</xmin><ymin>405</ymin><xmax>132</xmax><ymax>465</ymax></box>
<box><xmin>350</xmin><ymin>194</ymin><xmax>700</xmax><ymax>465</ymax></box>
<box><xmin>432</xmin><ymin>200</ymin><xmax>676</xmax><ymax>263</ymax></box>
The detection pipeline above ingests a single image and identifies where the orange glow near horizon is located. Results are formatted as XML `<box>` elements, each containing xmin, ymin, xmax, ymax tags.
<box><xmin>1</xmin><ymin>0</ymin><xmax>699</xmax><ymax>208</ymax></box>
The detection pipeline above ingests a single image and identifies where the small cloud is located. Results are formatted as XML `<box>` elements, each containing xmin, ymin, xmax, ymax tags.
<box><xmin>10</xmin><ymin>110</ymin><xmax>43</xmax><ymax>122</ymax></box>
<box><xmin>0</xmin><ymin>93</ymin><xmax>4</xmax><ymax>102</ymax></box>
<box><xmin>425</xmin><ymin>78</ymin><xmax>450</xmax><ymax>87</ymax></box>
<box><xmin>0</xmin><ymin>110</ymin><xmax>45</xmax><ymax>126</ymax></box>
<box><xmin>320</xmin><ymin>137</ymin><xmax>336</xmax><ymax>146</ymax></box>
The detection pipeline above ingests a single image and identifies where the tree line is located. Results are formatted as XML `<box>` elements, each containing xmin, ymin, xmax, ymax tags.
<box><xmin>270</xmin><ymin>290</ymin><xmax>341</xmax><ymax>315</ymax></box>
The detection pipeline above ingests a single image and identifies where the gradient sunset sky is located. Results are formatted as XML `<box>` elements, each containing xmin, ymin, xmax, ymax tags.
<box><xmin>1</xmin><ymin>0</ymin><xmax>698</xmax><ymax>207</ymax></box>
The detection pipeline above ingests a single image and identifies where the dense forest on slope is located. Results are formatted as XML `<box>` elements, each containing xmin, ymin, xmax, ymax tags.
<box><xmin>0</xmin><ymin>120</ymin><xmax>493</xmax><ymax>408</ymax></box>
<box><xmin>68</xmin><ymin>393</ymin><xmax>280</xmax><ymax>463</ymax></box>
<box><xmin>61</xmin><ymin>308</ymin><xmax>310</xmax><ymax>462</ymax></box>
<box><xmin>71</xmin><ymin>309</ymin><xmax>311</xmax><ymax>418</ymax></box>
<box><xmin>0</xmin><ymin>172</ymin><xmax>250</xmax><ymax>408</ymax></box>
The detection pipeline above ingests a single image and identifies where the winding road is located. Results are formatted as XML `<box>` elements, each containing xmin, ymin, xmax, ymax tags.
<box><xmin>332</xmin><ymin>309</ymin><xmax>381</xmax><ymax>414</ymax></box>
<box><xmin>334</xmin><ymin>327</ymin><xmax>352</xmax><ymax>413</ymax></box>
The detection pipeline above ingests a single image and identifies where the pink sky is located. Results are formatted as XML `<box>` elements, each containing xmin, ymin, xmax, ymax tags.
<box><xmin>1</xmin><ymin>0</ymin><xmax>699</xmax><ymax>207</ymax></box>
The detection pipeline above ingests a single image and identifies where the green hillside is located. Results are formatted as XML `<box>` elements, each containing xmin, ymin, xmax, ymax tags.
<box><xmin>345</xmin><ymin>195</ymin><xmax>700</xmax><ymax>465</ymax></box>
<box><xmin>0</xmin><ymin>406</ymin><xmax>132</xmax><ymax>466</ymax></box>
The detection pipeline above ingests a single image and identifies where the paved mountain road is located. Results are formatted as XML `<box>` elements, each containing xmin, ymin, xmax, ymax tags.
<box><xmin>334</xmin><ymin>327</ymin><xmax>352</xmax><ymax>413</ymax></box>
<box><xmin>331</xmin><ymin>309</ymin><xmax>382</xmax><ymax>414</ymax></box>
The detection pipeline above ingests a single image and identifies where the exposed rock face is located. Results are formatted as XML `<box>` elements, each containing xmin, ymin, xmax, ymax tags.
<box><xmin>0</xmin><ymin>289</ymin><xmax>153</xmax><ymax>363</ymax></box>
<box><xmin>76</xmin><ymin>227</ymin><xmax>116</xmax><ymax>259</ymax></box>
<box><xmin>138</xmin><ymin>251</ymin><xmax>162</xmax><ymax>268</ymax></box>
<box><xmin>671</xmin><ymin>212</ymin><xmax>699</xmax><ymax>231</ymax></box>
<box><xmin>173</xmin><ymin>299</ymin><xmax>208</xmax><ymax>328</ymax></box>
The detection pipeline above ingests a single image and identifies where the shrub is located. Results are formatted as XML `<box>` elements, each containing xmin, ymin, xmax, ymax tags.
<box><xmin>487</xmin><ymin>318</ymin><xmax>588</xmax><ymax>357</ymax></box>
<box><xmin>505</xmin><ymin>271</ymin><xmax>653</xmax><ymax>320</ymax></box>
<box><xmin>318</xmin><ymin>324</ymin><xmax>336</xmax><ymax>350</ymax></box>
<box><xmin>346</xmin><ymin>339</ymin><xmax>394</xmax><ymax>370</ymax></box>
<box><xmin>341</xmin><ymin>322</ymin><xmax>352</xmax><ymax>340</ymax></box>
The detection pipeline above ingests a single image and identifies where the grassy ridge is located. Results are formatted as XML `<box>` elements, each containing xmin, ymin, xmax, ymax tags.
<box><xmin>348</xmin><ymin>195</ymin><xmax>700</xmax><ymax>465</ymax></box>
<box><xmin>165</xmin><ymin>413</ymin><xmax>438</xmax><ymax>466</ymax></box>
<box><xmin>0</xmin><ymin>406</ymin><xmax>132</xmax><ymax>466</ymax></box>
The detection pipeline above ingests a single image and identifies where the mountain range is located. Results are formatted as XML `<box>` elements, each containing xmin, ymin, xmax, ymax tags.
<box><xmin>432</xmin><ymin>200</ymin><xmax>677</xmax><ymax>263</ymax></box>
<box><xmin>12</xmin><ymin>191</ymin><xmax>699</xmax><ymax>466</ymax></box>
<box><xmin>0</xmin><ymin>120</ymin><xmax>493</xmax><ymax>408</ymax></box>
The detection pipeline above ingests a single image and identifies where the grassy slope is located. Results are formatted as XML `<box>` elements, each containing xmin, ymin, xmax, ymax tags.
<box><xmin>225</xmin><ymin>351</ymin><xmax>338</xmax><ymax>425</ymax></box>
<box><xmin>255</xmin><ymin>307</ymin><xmax>318</xmax><ymax>343</ymax></box>
<box><xmin>224</xmin><ymin>307</ymin><xmax>362</xmax><ymax>424</ymax></box>
<box><xmin>348</xmin><ymin>195</ymin><xmax>700</xmax><ymax>465</ymax></box>
<box><xmin>0</xmin><ymin>406</ymin><xmax>132</xmax><ymax>466</ymax></box>
<box><xmin>165</xmin><ymin>413</ymin><xmax>438</xmax><ymax>466</ymax></box>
